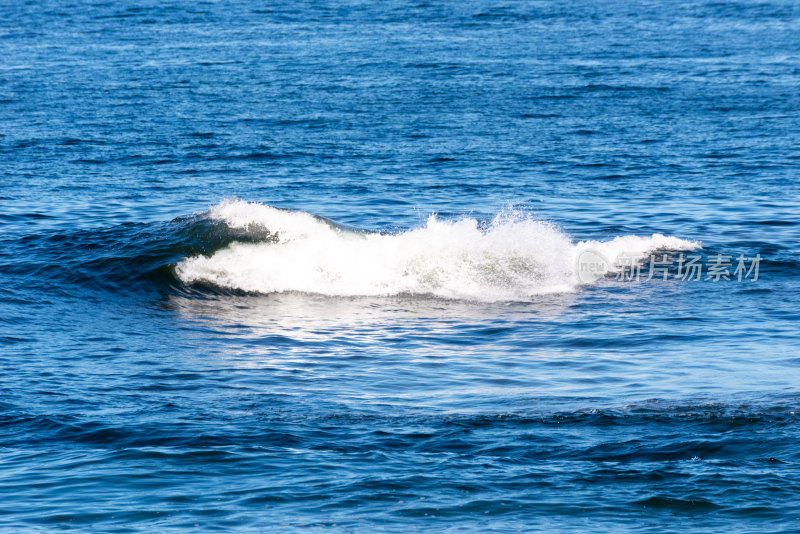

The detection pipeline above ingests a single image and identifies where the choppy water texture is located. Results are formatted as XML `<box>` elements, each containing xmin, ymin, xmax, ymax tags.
<box><xmin>2</xmin><ymin>0</ymin><xmax>800</xmax><ymax>532</ymax></box>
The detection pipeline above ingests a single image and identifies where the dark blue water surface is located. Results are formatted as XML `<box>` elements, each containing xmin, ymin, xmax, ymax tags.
<box><xmin>2</xmin><ymin>0</ymin><xmax>800</xmax><ymax>531</ymax></box>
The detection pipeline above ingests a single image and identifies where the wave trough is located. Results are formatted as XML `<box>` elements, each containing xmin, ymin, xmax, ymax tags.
<box><xmin>175</xmin><ymin>199</ymin><xmax>701</xmax><ymax>301</ymax></box>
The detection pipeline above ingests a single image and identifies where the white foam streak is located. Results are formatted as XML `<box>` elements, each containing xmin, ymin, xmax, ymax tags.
<box><xmin>176</xmin><ymin>199</ymin><xmax>701</xmax><ymax>301</ymax></box>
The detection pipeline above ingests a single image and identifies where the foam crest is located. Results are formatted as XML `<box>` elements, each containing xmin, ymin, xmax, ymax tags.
<box><xmin>206</xmin><ymin>197</ymin><xmax>337</xmax><ymax>242</ymax></box>
<box><xmin>175</xmin><ymin>200</ymin><xmax>701</xmax><ymax>301</ymax></box>
<box><xmin>575</xmin><ymin>234</ymin><xmax>701</xmax><ymax>275</ymax></box>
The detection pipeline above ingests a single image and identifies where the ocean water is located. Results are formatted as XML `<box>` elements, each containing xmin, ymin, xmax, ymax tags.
<box><xmin>1</xmin><ymin>0</ymin><xmax>800</xmax><ymax>531</ymax></box>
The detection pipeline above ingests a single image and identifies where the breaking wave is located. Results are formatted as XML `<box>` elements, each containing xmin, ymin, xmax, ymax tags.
<box><xmin>175</xmin><ymin>199</ymin><xmax>701</xmax><ymax>301</ymax></box>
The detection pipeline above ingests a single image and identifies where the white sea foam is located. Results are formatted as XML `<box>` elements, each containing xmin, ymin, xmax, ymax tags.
<box><xmin>175</xmin><ymin>199</ymin><xmax>701</xmax><ymax>301</ymax></box>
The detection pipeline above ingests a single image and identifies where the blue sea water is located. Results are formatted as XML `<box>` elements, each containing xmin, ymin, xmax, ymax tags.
<box><xmin>2</xmin><ymin>0</ymin><xmax>800</xmax><ymax>531</ymax></box>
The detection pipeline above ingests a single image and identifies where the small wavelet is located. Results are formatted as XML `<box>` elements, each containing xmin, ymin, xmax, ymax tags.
<box><xmin>175</xmin><ymin>199</ymin><xmax>701</xmax><ymax>301</ymax></box>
